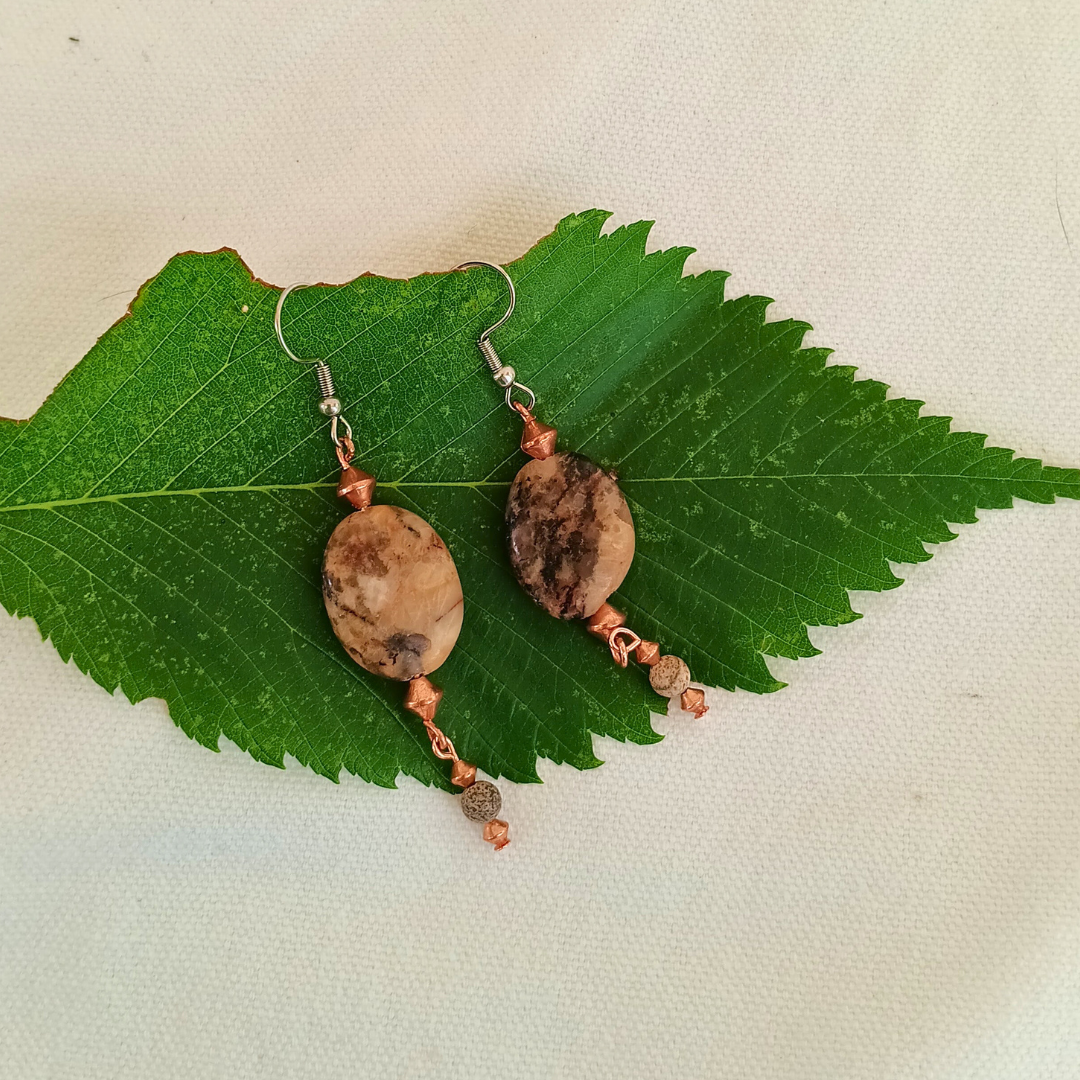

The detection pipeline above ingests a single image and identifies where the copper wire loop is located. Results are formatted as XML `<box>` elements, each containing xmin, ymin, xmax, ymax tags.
<box><xmin>423</xmin><ymin>719</ymin><xmax>459</xmax><ymax>761</ymax></box>
<box><xmin>335</xmin><ymin>435</ymin><xmax>355</xmax><ymax>469</ymax></box>
<box><xmin>607</xmin><ymin>627</ymin><xmax>642</xmax><ymax>668</ymax></box>
<box><xmin>587</xmin><ymin>604</ymin><xmax>708</xmax><ymax>711</ymax></box>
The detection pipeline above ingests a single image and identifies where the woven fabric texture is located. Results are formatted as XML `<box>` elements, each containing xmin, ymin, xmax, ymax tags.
<box><xmin>1</xmin><ymin>2</ymin><xmax>1078</xmax><ymax>1077</ymax></box>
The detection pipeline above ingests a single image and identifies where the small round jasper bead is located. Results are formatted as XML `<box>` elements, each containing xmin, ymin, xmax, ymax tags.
<box><xmin>649</xmin><ymin>655</ymin><xmax>691</xmax><ymax>698</ymax></box>
<box><xmin>460</xmin><ymin>780</ymin><xmax>502</xmax><ymax>822</ymax></box>
<box><xmin>505</xmin><ymin>451</ymin><xmax>635</xmax><ymax>620</ymax></box>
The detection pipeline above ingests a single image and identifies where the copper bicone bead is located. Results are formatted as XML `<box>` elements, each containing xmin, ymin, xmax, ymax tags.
<box><xmin>649</xmin><ymin>655</ymin><xmax>691</xmax><ymax>699</ymax></box>
<box><xmin>403</xmin><ymin>675</ymin><xmax>443</xmax><ymax>722</ymax></box>
<box><xmin>450</xmin><ymin>759</ymin><xmax>477</xmax><ymax>788</ymax></box>
<box><xmin>586</xmin><ymin>602</ymin><xmax>625</xmax><ymax>642</ymax></box>
<box><xmin>520</xmin><ymin>414</ymin><xmax>559</xmax><ymax>461</ymax></box>
<box><xmin>634</xmin><ymin>640</ymin><xmax>661</xmax><ymax>666</ymax></box>
<box><xmin>460</xmin><ymin>780</ymin><xmax>502</xmax><ymax>822</ymax></box>
<box><xmin>680</xmin><ymin>686</ymin><xmax>709</xmax><ymax>719</ymax></box>
<box><xmin>337</xmin><ymin>466</ymin><xmax>377</xmax><ymax>510</ymax></box>
<box><xmin>483</xmin><ymin>819</ymin><xmax>510</xmax><ymax>850</ymax></box>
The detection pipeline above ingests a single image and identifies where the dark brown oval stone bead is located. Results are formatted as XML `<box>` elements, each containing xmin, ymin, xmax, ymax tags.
<box><xmin>505</xmin><ymin>451</ymin><xmax>635</xmax><ymax>620</ymax></box>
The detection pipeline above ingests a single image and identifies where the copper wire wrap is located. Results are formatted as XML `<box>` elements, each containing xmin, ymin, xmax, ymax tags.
<box><xmin>335</xmin><ymin>435</ymin><xmax>356</xmax><ymax>469</ymax></box>
<box><xmin>404</xmin><ymin>676</ymin><xmax>458</xmax><ymax>759</ymax></box>
<box><xmin>585</xmin><ymin>604</ymin><xmax>710</xmax><ymax>718</ymax></box>
<box><xmin>423</xmin><ymin>721</ymin><xmax>457</xmax><ymax>761</ymax></box>
<box><xmin>404</xmin><ymin>677</ymin><xmax>509</xmax><ymax>848</ymax></box>
<box><xmin>607</xmin><ymin>627</ymin><xmax>641</xmax><ymax>668</ymax></box>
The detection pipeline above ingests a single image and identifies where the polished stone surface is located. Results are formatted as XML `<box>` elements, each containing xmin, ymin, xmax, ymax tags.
<box><xmin>505</xmin><ymin>451</ymin><xmax>635</xmax><ymax>620</ymax></box>
<box><xmin>322</xmin><ymin>505</ymin><xmax>464</xmax><ymax>680</ymax></box>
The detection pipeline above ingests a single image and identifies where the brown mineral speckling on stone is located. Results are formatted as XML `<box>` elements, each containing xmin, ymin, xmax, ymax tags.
<box><xmin>649</xmin><ymin>655</ymin><xmax>691</xmax><ymax>698</ymax></box>
<box><xmin>322</xmin><ymin>504</ymin><xmax>464</xmax><ymax>680</ymax></box>
<box><xmin>460</xmin><ymin>780</ymin><xmax>502</xmax><ymax>822</ymax></box>
<box><xmin>505</xmin><ymin>451</ymin><xmax>635</xmax><ymax>620</ymax></box>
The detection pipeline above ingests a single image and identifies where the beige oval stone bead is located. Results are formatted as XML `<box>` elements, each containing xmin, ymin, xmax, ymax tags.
<box><xmin>322</xmin><ymin>505</ymin><xmax>464</xmax><ymax>681</ymax></box>
<box><xmin>505</xmin><ymin>451</ymin><xmax>635</xmax><ymax>620</ymax></box>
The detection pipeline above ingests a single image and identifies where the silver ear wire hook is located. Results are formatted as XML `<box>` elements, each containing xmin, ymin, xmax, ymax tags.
<box><xmin>274</xmin><ymin>283</ymin><xmax>316</xmax><ymax>364</ymax></box>
<box><xmin>454</xmin><ymin>261</ymin><xmax>516</xmax><ymax>341</ymax></box>
<box><xmin>454</xmin><ymin>260</ymin><xmax>535</xmax><ymax>412</ymax></box>
<box><xmin>275</xmin><ymin>283</ymin><xmax>353</xmax><ymax>450</ymax></box>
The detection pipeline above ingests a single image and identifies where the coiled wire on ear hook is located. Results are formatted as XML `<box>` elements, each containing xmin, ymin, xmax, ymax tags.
<box><xmin>454</xmin><ymin>260</ymin><xmax>535</xmax><ymax>412</ymax></box>
<box><xmin>275</xmin><ymin>283</ymin><xmax>353</xmax><ymax>449</ymax></box>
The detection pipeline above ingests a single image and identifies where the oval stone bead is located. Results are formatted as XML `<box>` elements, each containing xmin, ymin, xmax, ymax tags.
<box><xmin>505</xmin><ymin>451</ymin><xmax>635</xmax><ymax>620</ymax></box>
<box><xmin>322</xmin><ymin>505</ymin><xmax>464</xmax><ymax>681</ymax></box>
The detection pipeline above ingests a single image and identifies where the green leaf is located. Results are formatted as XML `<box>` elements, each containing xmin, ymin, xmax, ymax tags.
<box><xmin>1</xmin><ymin>211</ymin><xmax>1076</xmax><ymax>788</ymax></box>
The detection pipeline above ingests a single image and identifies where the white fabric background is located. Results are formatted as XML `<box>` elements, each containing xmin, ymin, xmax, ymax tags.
<box><xmin>1</xmin><ymin>2</ymin><xmax>1079</xmax><ymax>1077</ymax></box>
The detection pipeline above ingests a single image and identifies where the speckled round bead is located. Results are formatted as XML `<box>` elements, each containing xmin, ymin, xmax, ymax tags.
<box><xmin>460</xmin><ymin>780</ymin><xmax>502</xmax><ymax>823</ymax></box>
<box><xmin>649</xmin><ymin>655</ymin><xmax>691</xmax><ymax>698</ymax></box>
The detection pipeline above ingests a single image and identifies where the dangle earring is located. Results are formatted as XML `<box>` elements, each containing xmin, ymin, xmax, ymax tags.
<box><xmin>456</xmin><ymin>262</ymin><xmax>710</xmax><ymax>720</ymax></box>
<box><xmin>275</xmin><ymin>285</ymin><xmax>509</xmax><ymax>850</ymax></box>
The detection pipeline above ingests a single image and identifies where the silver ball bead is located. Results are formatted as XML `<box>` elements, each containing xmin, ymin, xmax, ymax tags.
<box><xmin>318</xmin><ymin>397</ymin><xmax>342</xmax><ymax>417</ymax></box>
<box><xmin>460</xmin><ymin>780</ymin><xmax>502</xmax><ymax>823</ymax></box>
<box><xmin>493</xmin><ymin>365</ymin><xmax>516</xmax><ymax>388</ymax></box>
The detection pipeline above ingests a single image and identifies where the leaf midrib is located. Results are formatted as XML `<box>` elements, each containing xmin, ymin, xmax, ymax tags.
<box><xmin>0</xmin><ymin>469</ymin><xmax>1057</xmax><ymax>517</ymax></box>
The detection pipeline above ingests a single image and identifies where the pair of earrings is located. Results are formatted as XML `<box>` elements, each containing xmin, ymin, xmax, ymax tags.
<box><xmin>274</xmin><ymin>261</ymin><xmax>709</xmax><ymax>850</ymax></box>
